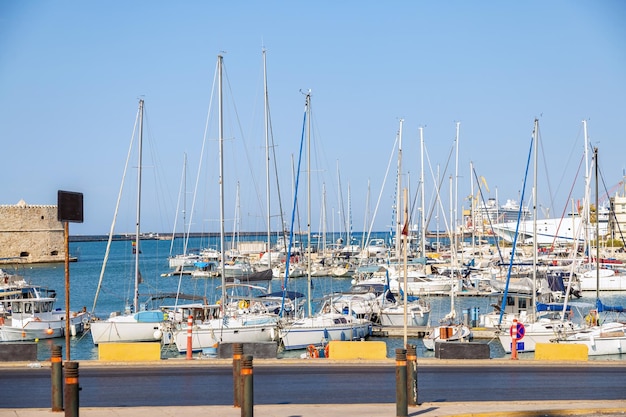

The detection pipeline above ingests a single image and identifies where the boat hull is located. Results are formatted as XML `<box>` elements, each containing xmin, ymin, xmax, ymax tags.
<box><xmin>90</xmin><ymin>313</ymin><xmax>164</xmax><ymax>345</ymax></box>
<box><xmin>172</xmin><ymin>318</ymin><xmax>276</xmax><ymax>353</ymax></box>
<box><xmin>278</xmin><ymin>314</ymin><xmax>372</xmax><ymax>350</ymax></box>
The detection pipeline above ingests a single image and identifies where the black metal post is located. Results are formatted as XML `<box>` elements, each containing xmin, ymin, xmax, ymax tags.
<box><xmin>241</xmin><ymin>355</ymin><xmax>253</xmax><ymax>417</ymax></box>
<box><xmin>64</xmin><ymin>361</ymin><xmax>79</xmax><ymax>417</ymax></box>
<box><xmin>51</xmin><ymin>345</ymin><xmax>63</xmax><ymax>412</ymax></box>
<box><xmin>233</xmin><ymin>342</ymin><xmax>243</xmax><ymax>408</ymax></box>
<box><xmin>395</xmin><ymin>348</ymin><xmax>407</xmax><ymax>417</ymax></box>
<box><xmin>406</xmin><ymin>344</ymin><xmax>418</xmax><ymax>406</ymax></box>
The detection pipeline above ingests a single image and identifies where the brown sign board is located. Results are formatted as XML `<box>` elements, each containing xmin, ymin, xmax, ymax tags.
<box><xmin>57</xmin><ymin>190</ymin><xmax>84</xmax><ymax>223</ymax></box>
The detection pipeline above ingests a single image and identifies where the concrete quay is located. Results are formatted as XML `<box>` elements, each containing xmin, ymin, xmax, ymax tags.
<box><xmin>1</xmin><ymin>358</ymin><xmax>625</xmax><ymax>416</ymax></box>
<box><xmin>2</xmin><ymin>400</ymin><xmax>626</xmax><ymax>417</ymax></box>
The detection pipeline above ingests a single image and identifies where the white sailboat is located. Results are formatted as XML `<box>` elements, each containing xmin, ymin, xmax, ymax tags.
<box><xmin>0</xmin><ymin>275</ymin><xmax>91</xmax><ymax>341</ymax></box>
<box><xmin>423</xmin><ymin>123</ymin><xmax>472</xmax><ymax>351</ymax></box>
<box><xmin>90</xmin><ymin>99</ymin><xmax>166</xmax><ymax>345</ymax></box>
<box><xmin>495</xmin><ymin>119</ymin><xmax>582</xmax><ymax>354</ymax></box>
<box><xmin>277</xmin><ymin>91</ymin><xmax>372</xmax><ymax>351</ymax></box>
<box><xmin>171</xmin><ymin>54</ymin><xmax>277</xmax><ymax>354</ymax></box>
<box><xmin>556</xmin><ymin>146</ymin><xmax>626</xmax><ymax>356</ymax></box>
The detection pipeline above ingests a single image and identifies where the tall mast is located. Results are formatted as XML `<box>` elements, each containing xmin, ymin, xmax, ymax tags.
<box><xmin>218</xmin><ymin>55</ymin><xmax>226</xmax><ymax>305</ymax></box>
<box><xmin>306</xmin><ymin>91</ymin><xmax>312</xmax><ymax>317</ymax></box>
<box><xmin>454</xmin><ymin>122</ymin><xmax>460</xmax><ymax>257</ymax></box>
<box><xmin>134</xmin><ymin>98</ymin><xmax>144</xmax><ymax>314</ymax></box>
<box><xmin>532</xmin><ymin>118</ymin><xmax>539</xmax><ymax>321</ymax></box>
<box><xmin>263</xmin><ymin>48</ymin><xmax>272</xmax><ymax>275</ymax></box>
<box><xmin>419</xmin><ymin>126</ymin><xmax>426</xmax><ymax>257</ymax></box>
<box><xmin>594</xmin><ymin>147</ymin><xmax>600</xmax><ymax>301</ymax></box>
<box><xmin>395</xmin><ymin>119</ymin><xmax>404</xmax><ymax>259</ymax></box>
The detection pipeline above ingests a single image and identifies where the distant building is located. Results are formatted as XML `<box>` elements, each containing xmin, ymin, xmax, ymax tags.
<box><xmin>0</xmin><ymin>199</ymin><xmax>67</xmax><ymax>264</ymax></box>
<box><xmin>609</xmin><ymin>194</ymin><xmax>626</xmax><ymax>243</ymax></box>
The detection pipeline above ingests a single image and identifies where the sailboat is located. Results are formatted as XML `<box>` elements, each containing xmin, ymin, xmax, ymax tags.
<box><xmin>90</xmin><ymin>99</ymin><xmax>167</xmax><ymax>345</ymax></box>
<box><xmin>556</xmin><ymin>146</ymin><xmax>626</xmax><ymax>356</ymax></box>
<box><xmin>0</xmin><ymin>272</ymin><xmax>91</xmax><ymax>341</ymax></box>
<box><xmin>494</xmin><ymin>119</ymin><xmax>582</xmax><ymax>354</ymax></box>
<box><xmin>170</xmin><ymin>54</ymin><xmax>278</xmax><ymax>354</ymax></box>
<box><xmin>277</xmin><ymin>91</ymin><xmax>372</xmax><ymax>351</ymax></box>
<box><xmin>423</xmin><ymin>123</ymin><xmax>472</xmax><ymax>351</ymax></box>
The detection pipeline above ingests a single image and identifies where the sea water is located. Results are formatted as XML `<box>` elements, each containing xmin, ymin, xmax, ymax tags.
<box><xmin>8</xmin><ymin>237</ymin><xmax>625</xmax><ymax>361</ymax></box>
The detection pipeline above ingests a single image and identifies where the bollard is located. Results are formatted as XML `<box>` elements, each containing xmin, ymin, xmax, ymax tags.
<box><xmin>233</xmin><ymin>343</ymin><xmax>243</xmax><ymax>408</ymax></box>
<box><xmin>64</xmin><ymin>361</ymin><xmax>79</xmax><ymax>417</ymax></box>
<box><xmin>186</xmin><ymin>315</ymin><xmax>193</xmax><ymax>360</ymax></box>
<box><xmin>51</xmin><ymin>345</ymin><xmax>63</xmax><ymax>412</ymax></box>
<box><xmin>511</xmin><ymin>319</ymin><xmax>519</xmax><ymax>360</ymax></box>
<box><xmin>395</xmin><ymin>348</ymin><xmax>407</xmax><ymax>417</ymax></box>
<box><xmin>241</xmin><ymin>355</ymin><xmax>253</xmax><ymax>417</ymax></box>
<box><xmin>406</xmin><ymin>344</ymin><xmax>417</xmax><ymax>407</ymax></box>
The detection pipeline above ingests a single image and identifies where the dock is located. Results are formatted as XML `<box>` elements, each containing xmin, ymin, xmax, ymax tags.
<box><xmin>371</xmin><ymin>325</ymin><xmax>498</xmax><ymax>339</ymax></box>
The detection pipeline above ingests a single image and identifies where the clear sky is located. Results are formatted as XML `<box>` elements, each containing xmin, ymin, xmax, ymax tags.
<box><xmin>1</xmin><ymin>1</ymin><xmax>625</xmax><ymax>237</ymax></box>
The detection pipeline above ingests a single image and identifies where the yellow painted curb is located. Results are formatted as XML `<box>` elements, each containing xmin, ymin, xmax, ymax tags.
<box><xmin>534</xmin><ymin>343</ymin><xmax>588</xmax><ymax>361</ymax></box>
<box><xmin>327</xmin><ymin>340</ymin><xmax>387</xmax><ymax>360</ymax></box>
<box><xmin>98</xmin><ymin>342</ymin><xmax>161</xmax><ymax>361</ymax></box>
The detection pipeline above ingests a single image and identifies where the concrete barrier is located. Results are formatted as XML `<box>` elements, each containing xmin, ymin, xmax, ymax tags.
<box><xmin>0</xmin><ymin>342</ymin><xmax>37</xmax><ymax>361</ymax></box>
<box><xmin>327</xmin><ymin>340</ymin><xmax>387</xmax><ymax>359</ymax></box>
<box><xmin>98</xmin><ymin>342</ymin><xmax>161</xmax><ymax>361</ymax></box>
<box><xmin>435</xmin><ymin>341</ymin><xmax>490</xmax><ymax>359</ymax></box>
<box><xmin>218</xmin><ymin>342</ymin><xmax>278</xmax><ymax>359</ymax></box>
<box><xmin>535</xmin><ymin>343</ymin><xmax>588</xmax><ymax>361</ymax></box>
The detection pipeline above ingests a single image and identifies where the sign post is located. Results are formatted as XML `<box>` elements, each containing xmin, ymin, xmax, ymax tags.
<box><xmin>57</xmin><ymin>190</ymin><xmax>84</xmax><ymax>361</ymax></box>
<box><xmin>510</xmin><ymin>319</ymin><xmax>525</xmax><ymax>360</ymax></box>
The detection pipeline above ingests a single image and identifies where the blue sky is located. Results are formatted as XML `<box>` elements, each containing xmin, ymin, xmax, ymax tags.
<box><xmin>1</xmin><ymin>1</ymin><xmax>625</xmax><ymax>237</ymax></box>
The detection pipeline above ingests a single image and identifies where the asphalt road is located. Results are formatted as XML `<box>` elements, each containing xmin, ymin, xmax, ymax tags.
<box><xmin>1</xmin><ymin>361</ymin><xmax>625</xmax><ymax>408</ymax></box>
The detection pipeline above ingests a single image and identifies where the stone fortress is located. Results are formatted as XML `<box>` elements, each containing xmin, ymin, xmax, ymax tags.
<box><xmin>0</xmin><ymin>200</ymin><xmax>67</xmax><ymax>264</ymax></box>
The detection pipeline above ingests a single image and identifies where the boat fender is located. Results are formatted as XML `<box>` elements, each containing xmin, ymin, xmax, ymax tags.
<box><xmin>307</xmin><ymin>344</ymin><xmax>319</xmax><ymax>358</ymax></box>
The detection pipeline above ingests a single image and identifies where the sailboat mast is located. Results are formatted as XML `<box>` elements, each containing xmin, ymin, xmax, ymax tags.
<box><xmin>134</xmin><ymin>99</ymin><xmax>144</xmax><ymax>314</ymax></box>
<box><xmin>532</xmin><ymin>118</ymin><xmax>539</xmax><ymax>321</ymax></box>
<box><xmin>306</xmin><ymin>91</ymin><xmax>312</xmax><ymax>318</ymax></box>
<box><xmin>595</xmin><ymin>147</ymin><xmax>600</xmax><ymax>301</ymax></box>
<box><xmin>263</xmin><ymin>48</ymin><xmax>272</xmax><ymax>274</ymax></box>
<box><xmin>395</xmin><ymin>119</ymin><xmax>404</xmax><ymax>259</ymax></box>
<box><xmin>419</xmin><ymin>127</ymin><xmax>426</xmax><ymax>257</ymax></box>
<box><xmin>218</xmin><ymin>55</ymin><xmax>226</xmax><ymax>304</ymax></box>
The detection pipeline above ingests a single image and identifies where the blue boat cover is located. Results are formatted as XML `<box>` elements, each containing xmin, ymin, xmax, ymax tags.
<box><xmin>135</xmin><ymin>310</ymin><xmax>165</xmax><ymax>322</ymax></box>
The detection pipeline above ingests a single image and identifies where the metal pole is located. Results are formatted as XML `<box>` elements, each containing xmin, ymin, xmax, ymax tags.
<box><xmin>186</xmin><ymin>315</ymin><xmax>193</xmax><ymax>360</ymax></box>
<box><xmin>511</xmin><ymin>319</ymin><xmax>519</xmax><ymax>360</ymax></box>
<box><xmin>64</xmin><ymin>361</ymin><xmax>79</xmax><ymax>417</ymax></box>
<box><xmin>406</xmin><ymin>344</ymin><xmax>417</xmax><ymax>406</ymax></box>
<box><xmin>51</xmin><ymin>345</ymin><xmax>63</xmax><ymax>412</ymax></box>
<box><xmin>233</xmin><ymin>343</ymin><xmax>243</xmax><ymax>408</ymax></box>
<box><xmin>64</xmin><ymin>222</ymin><xmax>71</xmax><ymax>361</ymax></box>
<box><xmin>395</xmin><ymin>348</ymin><xmax>407</xmax><ymax>417</ymax></box>
<box><xmin>241</xmin><ymin>355</ymin><xmax>254</xmax><ymax>417</ymax></box>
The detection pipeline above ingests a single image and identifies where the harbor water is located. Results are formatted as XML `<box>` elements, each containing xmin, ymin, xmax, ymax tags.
<box><xmin>6</xmin><ymin>236</ymin><xmax>625</xmax><ymax>362</ymax></box>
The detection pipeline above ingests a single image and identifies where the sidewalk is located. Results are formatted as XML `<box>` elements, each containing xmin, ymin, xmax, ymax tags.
<box><xmin>2</xmin><ymin>400</ymin><xmax>626</xmax><ymax>417</ymax></box>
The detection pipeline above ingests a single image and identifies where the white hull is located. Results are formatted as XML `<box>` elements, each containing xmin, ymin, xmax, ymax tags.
<box><xmin>389</xmin><ymin>276</ymin><xmax>452</xmax><ymax>295</ymax></box>
<box><xmin>172</xmin><ymin>316</ymin><xmax>277</xmax><ymax>353</ymax></box>
<box><xmin>423</xmin><ymin>325</ymin><xmax>471</xmax><ymax>350</ymax></box>
<box><xmin>379</xmin><ymin>303</ymin><xmax>430</xmax><ymax>327</ymax></box>
<box><xmin>497</xmin><ymin>319</ymin><xmax>578</xmax><ymax>353</ymax></box>
<box><xmin>90</xmin><ymin>311</ymin><xmax>165</xmax><ymax>344</ymax></box>
<box><xmin>0</xmin><ymin>314</ymin><xmax>87</xmax><ymax>341</ymax></box>
<box><xmin>557</xmin><ymin>322</ymin><xmax>626</xmax><ymax>356</ymax></box>
<box><xmin>579</xmin><ymin>269</ymin><xmax>626</xmax><ymax>292</ymax></box>
<box><xmin>492</xmin><ymin>217</ymin><xmax>586</xmax><ymax>245</ymax></box>
<box><xmin>278</xmin><ymin>313</ymin><xmax>372</xmax><ymax>350</ymax></box>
